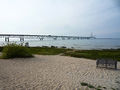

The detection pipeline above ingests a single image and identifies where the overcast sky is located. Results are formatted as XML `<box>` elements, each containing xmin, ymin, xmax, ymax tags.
<box><xmin>0</xmin><ymin>0</ymin><xmax>120</xmax><ymax>38</ymax></box>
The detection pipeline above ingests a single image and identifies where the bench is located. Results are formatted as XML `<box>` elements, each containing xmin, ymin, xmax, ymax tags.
<box><xmin>96</xmin><ymin>59</ymin><xmax>117</xmax><ymax>69</ymax></box>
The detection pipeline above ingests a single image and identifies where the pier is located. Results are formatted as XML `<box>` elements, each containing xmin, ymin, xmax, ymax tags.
<box><xmin>0</xmin><ymin>34</ymin><xmax>96</xmax><ymax>42</ymax></box>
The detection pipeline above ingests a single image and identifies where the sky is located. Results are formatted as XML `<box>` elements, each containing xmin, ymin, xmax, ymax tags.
<box><xmin>0</xmin><ymin>0</ymin><xmax>120</xmax><ymax>38</ymax></box>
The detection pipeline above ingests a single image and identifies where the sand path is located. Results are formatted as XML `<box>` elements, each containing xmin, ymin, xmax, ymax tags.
<box><xmin>0</xmin><ymin>55</ymin><xmax>120</xmax><ymax>90</ymax></box>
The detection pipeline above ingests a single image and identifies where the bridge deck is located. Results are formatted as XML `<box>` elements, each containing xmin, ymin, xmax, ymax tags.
<box><xmin>0</xmin><ymin>34</ymin><xmax>96</xmax><ymax>42</ymax></box>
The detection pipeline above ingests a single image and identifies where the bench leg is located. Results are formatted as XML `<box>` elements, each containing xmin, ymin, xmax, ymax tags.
<box><xmin>105</xmin><ymin>64</ymin><xmax>107</xmax><ymax>68</ymax></box>
<box><xmin>96</xmin><ymin>64</ymin><xmax>98</xmax><ymax>67</ymax></box>
<box><xmin>115</xmin><ymin>64</ymin><xmax>117</xmax><ymax>70</ymax></box>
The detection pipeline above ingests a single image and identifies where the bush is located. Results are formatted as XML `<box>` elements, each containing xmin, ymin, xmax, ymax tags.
<box><xmin>0</xmin><ymin>47</ymin><xmax>3</xmax><ymax>52</ymax></box>
<box><xmin>1</xmin><ymin>44</ymin><xmax>33</xmax><ymax>59</ymax></box>
<box><xmin>81</xmin><ymin>82</ymin><xmax>107</xmax><ymax>90</ymax></box>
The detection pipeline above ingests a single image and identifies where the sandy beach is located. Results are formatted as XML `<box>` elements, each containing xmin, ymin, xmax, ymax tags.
<box><xmin>0</xmin><ymin>55</ymin><xmax>120</xmax><ymax>90</ymax></box>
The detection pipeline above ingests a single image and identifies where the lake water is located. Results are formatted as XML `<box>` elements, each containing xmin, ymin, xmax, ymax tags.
<box><xmin>0</xmin><ymin>38</ymin><xmax>120</xmax><ymax>50</ymax></box>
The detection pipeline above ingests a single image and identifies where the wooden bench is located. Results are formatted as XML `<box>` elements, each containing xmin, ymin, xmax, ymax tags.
<box><xmin>96</xmin><ymin>59</ymin><xmax>117</xmax><ymax>69</ymax></box>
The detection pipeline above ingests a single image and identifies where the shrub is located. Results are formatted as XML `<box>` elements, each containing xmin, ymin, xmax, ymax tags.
<box><xmin>81</xmin><ymin>82</ymin><xmax>88</xmax><ymax>86</ymax></box>
<box><xmin>61</xmin><ymin>46</ymin><xmax>66</xmax><ymax>48</ymax></box>
<box><xmin>0</xmin><ymin>47</ymin><xmax>3</xmax><ymax>52</ymax></box>
<box><xmin>1</xmin><ymin>43</ymin><xmax>33</xmax><ymax>59</ymax></box>
<box><xmin>81</xmin><ymin>82</ymin><xmax>107</xmax><ymax>90</ymax></box>
<box><xmin>51</xmin><ymin>46</ymin><xmax>57</xmax><ymax>48</ymax></box>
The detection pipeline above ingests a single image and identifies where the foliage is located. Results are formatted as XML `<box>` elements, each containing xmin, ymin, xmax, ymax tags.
<box><xmin>1</xmin><ymin>45</ymin><xmax>120</xmax><ymax>61</ymax></box>
<box><xmin>81</xmin><ymin>82</ymin><xmax>88</xmax><ymax>86</ymax></box>
<box><xmin>81</xmin><ymin>82</ymin><xmax>106</xmax><ymax>90</ymax></box>
<box><xmin>64</xmin><ymin>49</ymin><xmax>120</xmax><ymax>61</ymax></box>
<box><xmin>30</xmin><ymin>46</ymin><xmax>70</xmax><ymax>55</ymax></box>
<box><xmin>0</xmin><ymin>47</ymin><xmax>3</xmax><ymax>52</ymax></box>
<box><xmin>1</xmin><ymin>44</ymin><xmax>33</xmax><ymax>59</ymax></box>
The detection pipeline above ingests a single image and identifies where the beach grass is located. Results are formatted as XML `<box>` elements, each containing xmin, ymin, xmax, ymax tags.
<box><xmin>64</xmin><ymin>49</ymin><xmax>120</xmax><ymax>61</ymax></box>
<box><xmin>29</xmin><ymin>46</ymin><xmax>71</xmax><ymax>55</ymax></box>
<box><xmin>0</xmin><ymin>46</ymin><xmax>120</xmax><ymax>61</ymax></box>
<box><xmin>30</xmin><ymin>47</ymin><xmax>120</xmax><ymax>61</ymax></box>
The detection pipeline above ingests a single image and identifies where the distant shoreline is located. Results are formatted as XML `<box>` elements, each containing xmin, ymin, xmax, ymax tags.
<box><xmin>0</xmin><ymin>38</ymin><xmax>120</xmax><ymax>50</ymax></box>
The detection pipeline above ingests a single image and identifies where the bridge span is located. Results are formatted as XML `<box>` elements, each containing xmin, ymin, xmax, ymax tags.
<box><xmin>0</xmin><ymin>34</ymin><xmax>95</xmax><ymax>42</ymax></box>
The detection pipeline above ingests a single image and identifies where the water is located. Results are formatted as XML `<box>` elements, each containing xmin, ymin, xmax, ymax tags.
<box><xmin>0</xmin><ymin>38</ymin><xmax>120</xmax><ymax>50</ymax></box>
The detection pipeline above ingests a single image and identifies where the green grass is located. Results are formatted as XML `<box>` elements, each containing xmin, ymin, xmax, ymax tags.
<box><xmin>80</xmin><ymin>82</ymin><xmax>116</xmax><ymax>90</ymax></box>
<box><xmin>64</xmin><ymin>49</ymin><xmax>120</xmax><ymax>61</ymax></box>
<box><xmin>1</xmin><ymin>44</ymin><xmax>33</xmax><ymax>59</ymax></box>
<box><xmin>29</xmin><ymin>46</ymin><xmax>71</xmax><ymax>55</ymax></box>
<box><xmin>0</xmin><ymin>45</ymin><xmax>120</xmax><ymax>61</ymax></box>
